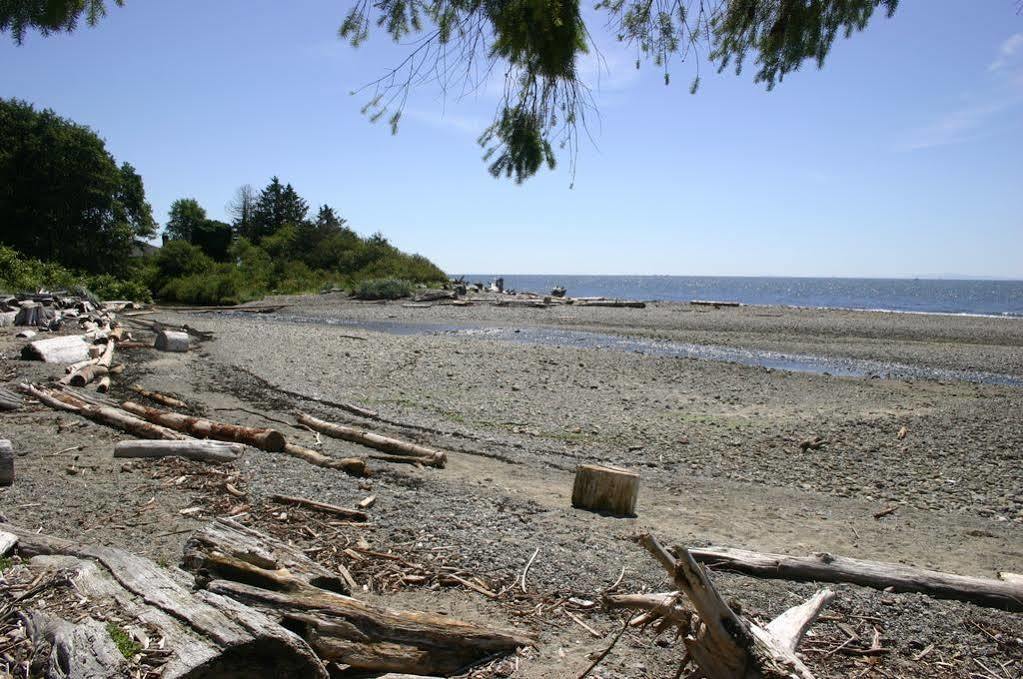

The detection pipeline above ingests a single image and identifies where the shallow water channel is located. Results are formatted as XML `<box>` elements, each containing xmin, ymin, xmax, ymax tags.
<box><xmin>219</xmin><ymin>311</ymin><xmax>1023</xmax><ymax>388</ymax></box>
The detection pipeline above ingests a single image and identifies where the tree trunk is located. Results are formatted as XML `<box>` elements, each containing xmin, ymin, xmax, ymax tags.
<box><xmin>4</xmin><ymin>523</ymin><xmax>328</xmax><ymax>679</ymax></box>
<box><xmin>114</xmin><ymin>439</ymin><xmax>244</xmax><ymax>463</ymax></box>
<box><xmin>296</xmin><ymin>412</ymin><xmax>447</xmax><ymax>468</ymax></box>
<box><xmin>21</xmin><ymin>335</ymin><xmax>91</xmax><ymax>363</ymax></box>
<box><xmin>571</xmin><ymin>464</ymin><xmax>639</xmax><ymax>516</ymax></box>
<box><xmin>155</xmin><ymin>329</ymin><xmax>190</xmax><ymax>352</ymax></box>
<box><xmin>688</xmin><ymin>545</ymin><xmax>1023</xmax><ymax>612</ymax></box>
<box><xmin>121</xmin><ymin>401</ymin><xmax>287</xmax><ymax>452</ymax></box>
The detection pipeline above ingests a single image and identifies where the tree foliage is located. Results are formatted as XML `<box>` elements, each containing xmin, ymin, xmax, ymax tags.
<box><xmin>165</xmin><ymin>198</ymin><xmax>206</xmax><ymax>242</ymax></box>
<box><xmin>1</xmin><ymin>1</ymin><xmax>904</xmax><ymax>182</ymax></box>
<box><xmin>0</xmin><ymin>97</ymin><xmax>156</xmax><ymax>274</ymax></box>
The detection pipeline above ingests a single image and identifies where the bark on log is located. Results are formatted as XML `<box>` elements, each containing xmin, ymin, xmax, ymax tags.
<box><xmin>20</xmin><ymin>384</ymin><xmax>190</xmax><ymax>441</ymax></box>
<box><xmin>4</xmin><ymin>524</ymin><xmax>328</xmax><ymax>678</ymax></box>
<box><xmin>0</xmin><ymin>439</ymin><xmax>13</xmax><ymax>486</ymax></box>
<box><xmin>156</xmin><ymin>329</ymin><xmax>190</xmax><ymax>352</ymax></box>
<box><xmin>572</xmin><ymin>464</ymin><xmax>639</xmax><ymax>516</ymax></box>
<box><xmin>130</xmin><ymin>384</ymin><xmax>188</xmax><ymax>409</ymax></box>
<box><xmin>688</xmin><ymin>546</ymin><xmax>1023</xmax><ymax>612</ymax></box>
<box><xmin>69</xmin><ymin>364</ymin><xmax>109</xmax><ymax>386</ymax></box>
<box><xmin>270</xmin><ymin>494</ymin><xmax>368</xmax><ymax>522</ymax></box>
<box><xmin>203</xmin><ymin>578</ymin><xmax>533</xmax><ymax>676</ymax></box>
<box><xmin>114</xmin><ymin>439</ymin><xmax>244</xmax><ymax>463</ymax></box>
<box><xmin>182</xmin><ymin>517</ymin><xmax>351</xmax><ymax>595</ymax></box>
<box><xmin>296</xmin><ymin>412</ymin><xmax>447</xmax><ymax>468</ymax></box>
<box><xmin>21</xmin><ymin>335</ymin><xmax>91</xmax><ymax>363</ymax></box>
<box><xmin>281</xmin><ymin>442</ymin><xmax>368</xmax><ymax>476</ymax></box>
<box><xmin>121</xmin><ymin>401</ymin><xmax>286</xmax><ymax>452</ymax></box>
<box><xmin>634</xmin><ymin>534</ymin><xmax>833</xmax><ymax>679</ymax></box>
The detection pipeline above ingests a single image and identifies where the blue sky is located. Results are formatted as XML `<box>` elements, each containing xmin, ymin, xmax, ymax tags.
<box><xmin>2</xmin><ymin>1</ymin><xmax>1021</xmax><ymax>278</ymax></box>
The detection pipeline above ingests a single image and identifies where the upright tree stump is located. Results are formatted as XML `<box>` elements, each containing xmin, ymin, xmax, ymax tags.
<box><xmin>572</xmin><ymin>464</ymin><xmax>639</xmax><ymax>516</ymax></box>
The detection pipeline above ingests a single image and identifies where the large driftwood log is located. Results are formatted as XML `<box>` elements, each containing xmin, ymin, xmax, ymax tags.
<box><xmin>574</xmin><ymin>299</ymin><xmax>646</xmax><ymax>308</ymax></box>
<box><xmin>627</xmin><ymin>534</ymin><xmax>833</xmax><ymax>679</ymax></box>
<box><xmin>69</xmin><ymin>363</ymin><xmax>109</xmax><ymax>387</ymax></box>
<box><xmin>114</xmin><ymin>439</ymin><xmax>244</xmax><ymax>463</ymax></box>
<box><xmin>21</xmin><ymin>335</ymin><xmax>91</xmax><ymax>363</ymax></box>
<box><xmin>20</xmin><ymin>384</ymin><xmax>189</xmax><ymax>441</ymax></box>
<box><xmin>121</xmin><ymin>401</ymin><xmax>287</xmax><ymax>452</ymax></box>
<box><xmin>155</xmin><ymin>329</ymin><xmax>190</xmax><ymax>352</ymax></box>
<box><xmin>572</xmin><ymin>464</ymin><xmax>639</xmax><ymax>516</ymax></box>
<box><xmin>4</xmin><ymin>524</ymin><xmax>328</xmax><ymax>678</ymax></box>
<box><xmin>182</xmin><ymin>517</ymin><xmax>351</xmax><ymax>595</ymax></box>
<box><xmin>205</xmin><ymin>578</ymin><xmax>532</xmax><ymax>675</ymax></box>
<box><xmin>0</xmin><ymin>439</ymin><xmax>13</xmax><ymax>486</ymax></box>
<box><xmin>688</xmin><ymin>545</ymin><xmax>1023</xmax><ymax>612</ymax></box>
<box><xmin>281</xmin><ymin>442</ymin><xmax>369</xmax><ymax>476</ymax></box>
<box><xmin>296</xmin><ymin>412</ymin><xmax>447</xmax><ymax>468</ymax></box>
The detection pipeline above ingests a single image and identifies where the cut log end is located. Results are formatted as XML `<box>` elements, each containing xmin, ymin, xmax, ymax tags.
<box><xmin>571</xmin><ymin>464</ymin><xmax>639</xmax><ymax>517</ymax></box>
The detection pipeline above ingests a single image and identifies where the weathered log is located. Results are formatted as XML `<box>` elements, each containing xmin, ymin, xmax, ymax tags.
<box><xmin>574</xmin><ymin>300</ymin><xmax>646</xmax><ymax>309</ymax></box>
<box><xmin>96</xmin><ymin>375</ymin><xmax>111</xmax><ymax>393</ymax></box>
<box><xmin>97</xmin><ymin>337</ymin><xmax>115</xmax><ymax>367</ymax></box>
<box><xmin>0</xmin><ymin>529</ymin><xmax>17</xmax><ymax>555</ymax></box>
<box><xmin>121</xmin><ymin>401</ymin><xmax>286</xmax><ymax>451</ymax></box>
<box><xmin>4</xmin><ymin>524</ymin><xmax>328</xmax><ymax>678</ymax></box>
<box><xmin>0</xmin><ymin>310</ymin><xmax>16</xmax><ymax>326</ymax></box>
<box><xmin>572</xmin><ymin>464</ymin><xmax>639</xmax><ymax>516</ymax></box>
<box><xmin>130</xmin><ymin>384</ymin><xmax>189</xmax><ymax>409</ymax></box>
<box><xmin>114</xmin><ymin>439</ymin><xmax>243</xmax><ymax>463</ymax></box>
<box><xmin>368</xmin><ymin>452</ymin><xmax>438</xmax><ymax>466</ymax></box>
<box><xmin>182</xmin><ymin>517</ymin><xmax>350</xmax><ymax>595</ymax></box>
<box><xmin>297</xmin><ymin>412</ymin><xmax>447</xmax><ymax>468</ymax></box>
<box><xmin>270</xmin><ymin>494</ymin><xmax>368</xmax><ymax>522</ymax></box>
<box><xmin>281</xmin><ymin>442</ymin><xmax>369</xmax><ymax>476</ymax></box>
<box><xmin>203</xmin><ymin>577</ymin><xmax>533</xmax><ymax>676</ymax></box>
<box><xmin>20</xmin><ymin>384</ymin><xmax>189</xmax><ymax>441</ymax></box>
<box><xmin>691</xmin><ymin>299</ymin><xmax>741</xmax><ymax>308</ymax></box>
<box><xmin>116</xmin><ymin>340</ymin><xmax>154</xmax><ymax>349</ymax></box>
<box><xmin>634</xmin><ymin>534</ymin><xmax>833</xmax><ymax>679</ymax></box>
<box><xmin>14</xmin><ymin>302</ymin><xmax>55</xmax><ymax>326</ymax></box>
<box><xmin>0</xmin><ymin>385</ymin><xmax>23</xmax><ymax>411</ymax></box>
<box><xmin>156</xmin><ymin>329</ymin><xmax>190</xmax><ymax>352</ymax></box>
<box><xmin>21</xmin><ymin>334</ymin><xmax>91</xmax><ymax>363</ymax></box>
<box><xmin>688</xmin><ymin>545</ymin><xmax>1023</xmax><ymax>612</ymax></box>
<box><xmin>0</xmin><ymin>439</ymin><xmax>13</xmax><ymax>486</ymax></box>
<box><xmin>69</xmin><ymin>364</ymin><xmax>109</xmax><ymax>387</ymax></box>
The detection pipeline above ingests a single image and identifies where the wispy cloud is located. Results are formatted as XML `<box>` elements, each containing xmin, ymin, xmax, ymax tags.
<box><xmin>989</xmin><ymin>32</ymin><xmax>1023</xmax><ymax>72</ymax></box>
<box><xmin>899</xmin><ymin>33</ymin><xmax>1023</xmax><ymax>151</ymax></box>
<box><xmin>402</xmin><ymin>108</ymin><xmax>488</xmax><ymax>137</ymax></box>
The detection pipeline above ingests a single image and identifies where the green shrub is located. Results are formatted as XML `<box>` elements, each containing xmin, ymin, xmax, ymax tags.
<box><xmin>0</xmin><ymin>245</ymin><xmax>152</xmax><ymax>302</ymax></box>
<box><xmin>352</xmin><ymin>278</ymin><xmax>413</xmax><ymax>300</ymax></box>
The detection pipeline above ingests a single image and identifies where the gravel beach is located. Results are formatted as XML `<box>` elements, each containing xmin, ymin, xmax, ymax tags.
<box><xmin>3</xmin><ymin>295</ymin><xmax>1022</xmax><ymax>678</ymax></box>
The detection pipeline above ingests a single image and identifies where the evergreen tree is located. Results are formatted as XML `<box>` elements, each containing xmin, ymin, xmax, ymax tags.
<box><xmin>280</xmin><ymin>183</ymin><xmax>308</xmax><ymax>225</ymax></box>
<box><xmin>251</xmin><ymin>177</ymin><xmax>309</xmax><ymax>242</ymax></box>
<box><xmin>165</xmin><ymin>198</ymin><xmax>206</xmax><ymax>242</ymax></box>
<box><xmin>227</xmin><ymin>184</ymin><xmax>257</xmax><ymax>241</ymax></box>
<box><xmin>314</xmin><ymin>204</ymin><xmax>345</xmax><ymax>232</ymax></box>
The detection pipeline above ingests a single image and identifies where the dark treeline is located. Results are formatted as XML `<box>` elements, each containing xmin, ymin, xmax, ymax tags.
<box><xmin>0</xmin><ymin>98</ymin><xmax>446</xmax><ymax>304</ymax></box>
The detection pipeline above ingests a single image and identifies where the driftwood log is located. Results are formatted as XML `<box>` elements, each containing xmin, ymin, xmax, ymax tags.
<box><xmin>130</xmin><ymin>384</ymin><xmax>188</xmax><ymax>409</ymax></box>
<box><xmin>0</xmin><ymin>385</ymin><xmax>23</xmax><ymax>411</ymax></box>
<box><xmin>688</xmin><ymin>545</ymin><xmax>1023</xmax><ymax>612</ymax></box>
<box><xmin>114</xmin><ymin>439</ymin><xmax>244</xmax><ymax>463</ymax></box>
<box><xmin>0</xmin><ymin>439</ymin><xmax>13</xmax><ymax>486</ymax></box>
<box><xmin>281</xmin><ymin>442</ymin><xmax>369</xmax><ymax>476</ymax></box>
<box><xmin>574</xmin><ymin>300</ymin><xmax>646</xmax><ymax>308</ymax></box>
<box><xmin>96</xmin><ymin>375</ymin><xmax>111</xmax><ymax>393</ymax></box>
<box><xmin>297</xmin><ymin>412</ymin><xmax>447</xmax><ymax>467</ymax></box>
<box><xmin>0</xmin><ymin>529</ymin><xmax>17</xmax><ymax>555</ymax></box>
<box><xmin>270</xmin><ymin>494</ymin><xmax>368</xmax><ymax>522</ymax></box>
<box><xmin>20</xmin><ymin>384</ymin><xmax>189</xmax><ymax>441</ymax></box>
<box><xmin>180</xmin><ymin>519</ymin><xmax>533</xmax><ymax>675</ymax></box>
<box><xmin>155</xmin><ymin>329</ymin><xmax>190</xmax><ymax>352</ymax></box>
<box><xmin>21</xmin><ymin>334</ymin><xmax>91</xmax><ymax>363</ymax></box>
<box><xmin>4</xmin><ymin>523</ymin><xmax>328</xmax><ymax>678</ymax></box>
<box><xmin>617</xmin><ymin>534</ymin><xmax>834</xmax><ymax>679</ymax></box>
<box><xmin>572</xmin><ymin>464</ymin><xmax>639</xmax><ymax>516</ymax></box>
<box><xmin>121</xmin><ymin>401</ymin><xmax>287</xmax><ymax>452</ymax></box>
<box><xmin>69</xmin><ymin>363</ymin><xmax>109</xmax><ymax>387</ymax></box>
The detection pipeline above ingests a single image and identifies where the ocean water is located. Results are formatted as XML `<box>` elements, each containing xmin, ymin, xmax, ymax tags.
<box><xmin>460</xmin><ymin>275</ymin><xmax>1023</xmax><ymax>317</ymax></box>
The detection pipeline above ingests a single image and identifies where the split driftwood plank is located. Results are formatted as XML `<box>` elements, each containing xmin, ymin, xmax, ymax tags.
<box><xmin>297</xmin><ymin>412</ymin><xmax>447</xmax><ymax>468</ymax></box>
<box><xmin>121</xmin><ymin>401</ymin><xmax>286</xmax><ymax>451</ymax></box>
<box><xmin>183</xmin><ymin>517</ymin><xmax>351</xmax><ymax>595</ymax></box>
<box><xmin>270</xmin><ymin>494</ymin><xmax>368</xmax><ymax>522</ymax></box>
<box><xmin>688</xmin><ymin>545</ymin><xmax>1023</xmax><ymax>612</ymax></box>
<box><xmin>281</xmin><ymin>442</ymin><xmax>369</xmax><ymax>476</ymax></box>
<box><xmin>4</xmin><ymin>523</ymin><xmax>328</xmax><ymax>678</ymax></box>
<box><xmin>114</xmin><ymin>439</ymin><xmax>244</xmax><ymax>463</ymax></box>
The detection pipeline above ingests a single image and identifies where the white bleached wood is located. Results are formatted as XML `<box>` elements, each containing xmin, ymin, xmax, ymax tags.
<box><xmin>21</xmin><ymin>334</ymin><xmax>91</xmax><ymax>363</ymax></box>
<box><xmin>114</xmin><ymin>439</ymin><xmax>244</xmax><ymax>463</ymax></box>
<box><xmin>155</xmin><ymin>329</ymin><xmax>190</xmax><ymax>352</ymax></box>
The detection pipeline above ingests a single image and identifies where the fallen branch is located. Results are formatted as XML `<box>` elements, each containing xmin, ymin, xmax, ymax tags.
<box><xmin>270</xmin><ymin>494</ymin><xmax>368</xmax><ymax>522</ymax></box>
<box><xmin>130</xmin><ymin>384</ymin><xmax>188</xmax><ymax>409</ymax></box>
<box><xmin>281</xmin><ymin>442</ymin><xmax>368</xmax><ymax>476</ymax></box>
<box><xmin>297</xmin><ymin>412</ymin><xmax>447</xmax><ymax>467</ymax></box>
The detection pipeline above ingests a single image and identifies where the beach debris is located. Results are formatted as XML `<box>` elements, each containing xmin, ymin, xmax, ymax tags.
<box><xmin>799</xmin><ymin>435</ymin><xmax>826</xmax><ymax>452</ymax></box>
<box><xmin>0</xmin><ymin>385</ymin><xmax>23</xmax><ymax>411</ymax></box>
<box><xmin>281</xmin><ymin>442</ymin><xmax>369</xmax><ymax>476</ymax></box>
<box><xmin>270</xmin><ymin>494</ymin><xmax>369</xmax><ymax>522</ymax></box>
<box><xmin>897</xmin><ymin>426</ymin><xmax>909</xmax><ymax>440</ymax></box>
<box><xmin>297</xmin><ymin>412</ymin><xmax>448</xmax><ymax>468</ymax></box>
<box><xmin>121</xmin><ymin>400</ymin><xmax>287</xmax><ymax>451</ymax></box>
<box><xmin>690</xmin><ymin>299</ymin><xmax>741</xmax><ymax>308</ymax></box>
<box><xmin>130</xmin><ymin>384</ymin><xmax>189</xmax><ymax>409</ymax></box>
<box><xmin>357</xmin><ymin>495</ymin><xmax>377</xmax><ymax>509</ymax></box>
<box><xmin>155</xmin><ymin>328</ymin><xmax>190</xmax><ymax>352</ymax></box>
<box><xmin>114</xmin><ymin>439</ymin><xmax>244</xmax><ymax>464</ymax></box>
<box><xmin>573</xmin><ymin>299</ymin><xmax>646</xmax><ymax>309</ymax></box>
<box><xmin>551</xmin><ymin>285</ymin><xmax>567</xmax><ymax>297</ymax></box>
<box><xmin>0</xmin><ymin>439</ymin><xmax>13</xmax><ymax>486</ymax></box>
<box><xmin>21</xmin><ymin>334</ymin><xmax>91</xmax><ymax>363</ymax></box>
<box><xmin>873</xmin><ymin>505</ymin><xmax>899</xmax><ymax>520</ymax></box>
<box><xmin>571</xmin><ymin>463</ymin><xmax>640</xmax><ymax>516</ymax></box>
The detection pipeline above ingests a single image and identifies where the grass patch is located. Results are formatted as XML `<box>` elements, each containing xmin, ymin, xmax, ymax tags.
<box><xmin>106</xmin><ymin>622</ymin><xmax>142</xmax><ymax>659</ymax></box>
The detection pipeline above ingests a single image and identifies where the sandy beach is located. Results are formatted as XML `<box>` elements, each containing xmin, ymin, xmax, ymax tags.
<box><xmin>3</xmin><ymin>295</ymin><xmax>1022</xmax><ymax>678</ymax></box>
